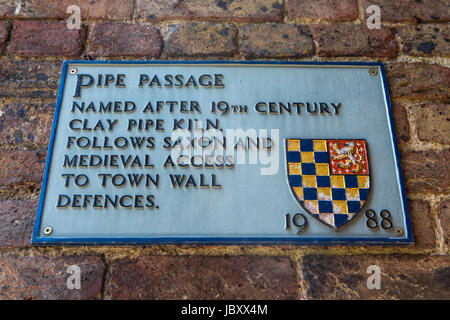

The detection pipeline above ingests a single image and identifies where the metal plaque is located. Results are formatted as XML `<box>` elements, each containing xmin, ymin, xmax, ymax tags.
<box><xmin>32</xmin><ymin>61</ymin><xmax>413</xmax><ymax>245</ymax></box>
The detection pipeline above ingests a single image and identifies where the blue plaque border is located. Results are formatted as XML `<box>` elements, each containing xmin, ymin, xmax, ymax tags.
<box><xmin>31</xmin><ymin>60</ymin><xmax>413</xmax><ymax>245</ymax></box>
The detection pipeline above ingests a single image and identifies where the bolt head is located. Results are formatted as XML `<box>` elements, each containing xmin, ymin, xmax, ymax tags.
<box><xmin>369</xmin><ymin>68</ymin><xmax>378</xmax><ymax>76</ymax></box>
<box><xmin>43</xmin><ymin>226</ymin><xmax>53</xmax><ymax>235</ymax></box>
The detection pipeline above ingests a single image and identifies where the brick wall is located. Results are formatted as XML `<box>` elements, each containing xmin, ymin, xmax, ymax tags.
<box><xmin>0</xmin><ymin>0</ymin><xmax>448</xmax><ymax>300</ymax></box>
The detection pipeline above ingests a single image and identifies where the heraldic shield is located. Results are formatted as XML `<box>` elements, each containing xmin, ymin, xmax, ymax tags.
<box><xmin>286</xmin><ymin>139</ymin><xmax>370</xmax><ymax>230</ymax></box>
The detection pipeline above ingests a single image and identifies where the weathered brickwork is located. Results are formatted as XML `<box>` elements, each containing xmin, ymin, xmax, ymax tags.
<box><xmin>107</xmin><ymin>256</ymin><xmax>298</xmax><ymax>299</ymax></box>
<box><xmin>438</xmin><ymin>201</ymin><xmax>449</xmax><ymax>249</ymax></box>
<box><xmin>302</xmin><ymin>255</ymin><xmax>450</xmax><ymax>299</ymax></box>
<box><xmin>360</xmin><ymin>0</ymin><xmax>450</xmax><ymax>23</ymax></box>
<box><xmin>311</xmin><ymin>24</ymin><xmax>398</xmax><ymax>57</ymax></box>
<box><xmin>0</xmin><ymin>150</ymin><xmax>46</xmax><ymax>200</ymax></box>
<box><xmin>88</xmin><ymin>23</ymin><xmax>162</xmax><ymax>57</ymax></box>
<box><xmin>0</xmin><ymin>0</ymin><xmax>134</xmax><ymax>20</ymax></box>
<box><xmin>8</xmin><ymin>20</ymin><xmax>86</xmax><ymax>57</ymax></box>
<box><xmin>0</xmin><ymin>60</ymin><xmax>61</xmax><ymax>99</ymax></box>
<box><xmin>0</xmin><ymin>102</ymin><xmax>54</xmax><ymax>149</ymax></box>
<box><xmin>0</xmin><ymin>199</ymin><xmax>37</xmax><ymax>247</ymax></box>
<box><xmin>136</xmin><ymin>0</ymin><xmax>283</xmax><ymax>22</ymax></box>
<box><xmin>287</xmin><ymin>0</ymin><xmax>358</xmax><ymax>22</ymax></box>
<box><xmin>398</xmin><ymin>24</ymin><xmax>450</xmax><ymax>57</ymax></box>
<box><xmin>0</xmin><ymin>20</ymin><xmax>9</xmax><ymax>52</ymax></box>
<box><xmin>412</xmin><ymin>103</ymin><xmax>450</xmax><ymax>144</ymax></box>
<box><xmin>0</xmin><ymin>255</ymin><xmax>104</xmax><ymax>299</ymax></box>
<box><xmin>400</xmin><ymin>149</ymin><xmax>450</xmax><ymax>194</ymax></box>
<box><xmin>240</xmin><ymin>24</ymin><xmax>314</xmax><ymax>58</ymax></box>
<box><xmin>0</xmin><ymin>0</ymin><xmax>448</xmax><ymax>300</ymax></box>
<box><xmin>384</xmin><ymin>63</ymin><xmax>449</xmax><ymax>101</ymax></box>
<box><xmin>407</xmin><ymin>199</ymin><xmax>435</xmax><ymax>249</ymax></box>
<box><xmin>165</xmin><ymin>22</ymin><xmax>238</xmax><ymax>57</ymax></box>
<box><xmin>390</xmin><ymin>103</ymin><xmax>410</xmax><ymax>144</ymax></box>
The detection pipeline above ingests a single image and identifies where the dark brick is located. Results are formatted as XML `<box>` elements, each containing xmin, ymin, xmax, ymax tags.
<box><xmin>240</xmin><ymin>24</ymin><xmax>314</xmax><ymax>58</ymax></box>
<box><xmin>88</xmin><ymin>23</ymin><xmax>162</xmax><ymax>57</ymax></box>
<box><xmin>8</xmin><ymin>20</ymin><xmax>85</xmax><ymax>57</ymax></box>
<box><xmin>311</xmin><ymin>24</ymin><xmax>398</xmax><ymax>57</ymax></box>
<box><xmin>385</xmin><ymin>63</ymin><xmax>450</xmax><ymax>101</ymax></box>
<box><xmin>108</xmin><ymin>256</ymin><xmax>298</xmax><ymax>299</ymax></box>
<box><xmin>391</xmin><ymin>103</ymin><xmax>410</xmax><ymax>143</ymax></box>
<box><xmin>0</xmin><ymin>199</ymin><xmax>37</xmax><ymax>247</ymax></box>
<box><xmin>0</xmin><ymin>60</ymin><xmax>61</xmax><ymax>99</ymax></box>
<box><xmin>288</xmin><ymin>0</ymin><xmax>358</xmax><ymax>21</ymax></box>
<box><xmin>0</xmin><ymin>255</ymin><xmax>104</xmax><ymax>299</ymax></box>
<box><xmin>303</xmin><ymin>254</ymin><xmax>450</xmax><ymax>299</ymax></box>
<box><xmin>398</xmin><ymin>25</ymin><xmax>450</xmax><ymax>57</ymax></box>
<box><xmin>412</xmin><ymin>103</ymin><xmax>450</xmax><ymax>144</ymax></box>
<box><xmin>0</xmin><ymin>150</ymin><xmax>46</xmax><ymax>200</ymax></box>
<box><xmin>0</xmin><ymin>21</ymin><xmax>10</xmax><ymax>53</ymax></box>
<box><xmin>165</xmin><ymin>22</ymin><xmax>238</xmax><ymax>57</ymax></box>
<box><xmin>0</xmin><ymin>0</ymin><xmax>134</xmax><ymax>20</ymax></box>
<box><xmin>400</xmin><ymin>149</ymin><xmax>450</xmax><ymax>194</ymax></box>
<box><xmin>438</xmin><ymin>200</ymin><xmax>449</xmax><ymax>248</ymax></box>
<box><xmin>0</xmin><ymin>1</ymin><xmax>11</xmax><ymax>17</ymax></box>
<box><xmin>361</xmin><ymin>0</ymin><xmax>450</xmax><ymax>23</ymax></box>
<box><xmin>407</xmin><ymin>199</ymin><xmax>435</xmax><ymax>248</ymax></box>
<box><xmin>137</xmin><ymin>0</ymin><xmax>283</xmax><ymax>22</ymax></box>
<box><xmin>0</xmin><ymin>102</ymin><xmax>54</xmax><ymax>149</ymax></box>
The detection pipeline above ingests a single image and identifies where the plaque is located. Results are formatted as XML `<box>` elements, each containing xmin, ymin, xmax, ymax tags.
<box><xmin>32</xmin><ymin>61</ymin><xmax>413</xmax><ymax>244</ymax></box>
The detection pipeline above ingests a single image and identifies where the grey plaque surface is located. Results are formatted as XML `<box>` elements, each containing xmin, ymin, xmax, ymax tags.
<box><xmin>32</xmin><ymin>61</ymin><xmax>413</xmax><ymax>244</ymax></box>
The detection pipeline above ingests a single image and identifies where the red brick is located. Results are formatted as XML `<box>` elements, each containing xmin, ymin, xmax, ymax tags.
<box><xmin>0</xmin><ymin>199</ymin><xmax>37</xmax><ymax>247</ymax></box>
<box><xmin>302</xmin><ymin>254</ymin><xmax>450</xmax><ymax>299</ymax></box>
<box><xmin>438</xmin><ymin>200</ymin><xmax>449</xmax><ymax>248</ymax></box>
<box><xmin>398</xmin><ymin>25</ymin><xmax>450</xmax><ymax>57</ymax></box>
<box><xmin>0</xmin><ymin>0</ymin><xmax>134</xmax><ymax>20</ymax></box>
<box><xmin>0</xmin><ymin>21</ymin><xmax>10</xmax><ymax>53</ymax></box>
<box><xmin>137</xmin><ymin>0</ymin><xmax>283</xmax><ymax>22</ymax></box>
<box><xmin>288</xmin><ymin>0</ymin><xmax>358</xmax><ymax>21</ymax></box>
<box><xmin>385</xmin><ymin>63</ymin><xmax>450</xmax><ymax>101</ymax></box>
<box><xmin>361</xmin><ymin>0</ymin><xmax>450</xmax><ymax>23</ymax></box>
<box><xmin>165</xmin><ymin>22</ymin><xmax>238</xmax><ymax>57</ymax></box>
<box><xmin>108</xmin><ymin>256</ymin><xmax>298</xmax><ymax>299</ymax></box>
<box><xmin>0</xmin><ymin>255</ymin><xmax>104</xmax><ymax>299</ymax></box>
<box><xmin>0</xmin><ymin>102</ymin><xmax>54</xmax><ymax>149</ymax></box>
<box><xmin>88</xmin><ymin>23</ymin><xmax>162</xmax><ymax>58</ymax></box>
<box><xmin>240</xmin><ymin>24</ymin><xmax>314</xmax><ymax>58</ymax></box>
<box><xmin>0</xmin><ymin>150</ymin><xmax>46</xmax><ymax>200</ymax></box>
<box><xmin>0</xmin><ymin>1</ymin><xmax>10</xmax><ymax>17</ymax></box>
<box><xmin>407</xmin><ymin>199</ymin><xmax>435</xmax><ymax>248</ymax></box>
<box><xmin>311</xmin><ymin>24</ymin><xmax>398</xmax><ymax>57</ymax></box>
<box><xmin>412</xmin><ymin>103</ymin><xmax>450</xmax><ymax>144</ymax></box>
<box><xmin>400</xmin><ymin>149</ymin><xmax>450</xmax><ymax>194</ymax></box>
<box><xmin>8</xmin><ymin>20</ymin><xmax>85</xmax><ymax>57</ymax></box>
<box><xmin>0</xmin><ymin>60</ymin><xmax>61</xmax><ymax>99</ymax></box>
<box><xmin>391</xmin><ymin>103</ymin><xmax>410</xmax><ymax>143</ymax></box>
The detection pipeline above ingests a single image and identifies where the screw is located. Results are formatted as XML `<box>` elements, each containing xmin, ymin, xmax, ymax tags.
<box><xmin>43</xmin><ymin>226</ymin><xmax>53</xmax><ymax>235</ymax></box>
<box><xmin>69</xmin><ymin>68</ymin><xmax>77</xmax><ymax>75</ymax></box>
<box><xmin>369</xmin><ymin>68</ymin><xmax>378</xmax><ymax>76</ymax></box>
<box><xmin>395</xmin><ymin>227</ymin><xmax>403</xmax><ymax>236</ymax></box>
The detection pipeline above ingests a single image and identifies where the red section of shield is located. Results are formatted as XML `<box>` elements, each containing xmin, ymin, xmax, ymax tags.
<box><xmin>328</xmin><ymin>140</ymin><xmax>369</xmax><ymax>175</ymax></box>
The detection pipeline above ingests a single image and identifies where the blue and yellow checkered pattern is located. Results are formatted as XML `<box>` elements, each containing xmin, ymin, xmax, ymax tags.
<box><xmin>287</xmin><ymin>139</ymin><xmax>370</xmax><ymax>229</ymax></box>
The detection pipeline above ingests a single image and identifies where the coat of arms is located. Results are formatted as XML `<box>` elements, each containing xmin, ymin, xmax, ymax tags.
<box><xmin>286</xmin><ymin>139</ymin><xmax>370</xmax><ymax>230</ymax></box>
